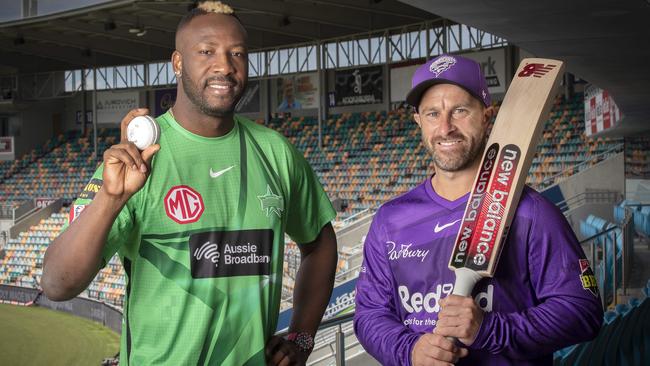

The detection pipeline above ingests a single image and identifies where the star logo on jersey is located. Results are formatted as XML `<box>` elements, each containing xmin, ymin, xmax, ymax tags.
<box><xmin>257</xmin><ymin>185</ymin><xmax>283</xmax><ymax>218</ymax></box>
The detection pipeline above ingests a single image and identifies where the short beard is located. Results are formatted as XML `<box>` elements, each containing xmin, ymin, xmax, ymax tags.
<box><xmin>180</xmin><ymin>66</ymin><xmax>239</xmax><ymax>118</ymax></box>
<box><xmin>424</xmin><ymin>132</ymin><xmax>487</xmax><ymax>172</ymax></box>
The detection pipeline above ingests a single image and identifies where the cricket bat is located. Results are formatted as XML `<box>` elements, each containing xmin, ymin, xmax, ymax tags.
<box><xmin>448</xmin><ymin>58</ymin><xmax>566</xmax><ymax>299</ymax></box>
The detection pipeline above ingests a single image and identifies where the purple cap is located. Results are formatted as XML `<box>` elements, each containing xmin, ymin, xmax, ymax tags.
<box><xmin>406</xmin><ymin>54</ymin><xmax>491</xmax><ymax>109</ymax></box>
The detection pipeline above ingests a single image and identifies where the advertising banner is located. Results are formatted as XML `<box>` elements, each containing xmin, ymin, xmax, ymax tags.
<box><xmin>462</xmin><ymin>48</ymin><xmax>507</xmax><ymax>94</ymax></box>
<box><xmin>154</xmin><ymin>88</ymin><xmax>177</xmax><ymax>117</ymax></box>
<box><xmin>96</xmin><ymin>91</ymin><xmax>139</xmax><ymax>124</ymax></box>
<box><xmin>584</xmin><ymin>84</ymin><xmax>622</xmax><ymax>137</ymax></box>
<box><xmin>276</xmin><ymin>73</ymin><xmax>319</xmax><ymax>111</ymax></box>
<box><xmin>334</xmin><ymin>66</ymin><xmax>383</xmax><ymax>106</ymax></box>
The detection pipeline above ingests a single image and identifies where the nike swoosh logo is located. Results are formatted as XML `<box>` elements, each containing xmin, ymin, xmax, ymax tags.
<box><xmin>209</xmin><ymin>165</ymin><xmax>235</xmax><ymax>178</ymax></box>
<box><xmin>434</xmin><ymin>219</ymin><xmax>461</xmax><ymax>233</ymax></box>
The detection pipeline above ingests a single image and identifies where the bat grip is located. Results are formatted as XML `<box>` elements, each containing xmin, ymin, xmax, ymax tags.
<box><xmin>445</xmin><ymin>268</ymin><xmax>482</xmax><ymax>345</ymax></box>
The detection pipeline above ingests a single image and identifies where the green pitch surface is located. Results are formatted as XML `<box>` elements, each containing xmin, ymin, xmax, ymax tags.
<box><xmin>0</xmin><ymin>304</ymin><xmax>120</xmax><ymax>366</ymax></box>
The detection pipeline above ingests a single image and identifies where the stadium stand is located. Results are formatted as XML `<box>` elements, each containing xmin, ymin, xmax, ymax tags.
<box><xmin>615</xmin><ymin>201</ymin><xmax>650</xmax><ymax>237</ymax></box>
<box><xmin>0</xmin><ymin>210</ymin><xmax>66</xmax><ymax>289</ymax></box>
<box><xmin>0</xmin><ymin>93</ymin><xmax>621</xmax><ymax>222</ymax></box>
<box><xmin>0</xmin><ymin>208</ymin><xmax>126</xmax><ymax>308</ymax></box>
<box><xmin>269</xmin><ymin>93</ymin><xmax>620</xmax><ymax>219</ymax></box>
<box><xmin>580</xmin><ymin>214</ymin><xmax>629</xmax><ymax>305</ymax></box>
<box><xmin>625</xmin><ymin>137</ymin><xmax>650</xmax><ymax>178</ymax></box>
<box><xmin>0</xmin><ymin>129</ymin><xmax>118</xmax><ymax>206</ymax></box>
<box><xmin>0</xmin><ymin>132</ymin><xmax>75</xmax><ymax>183</ymax></box>
<box><xmin>553</xmin><ymin>279</ymin><xmax>650</xmax><ymax>365</ymax></box>
<box><xmin>528</xmin><ymin>93</ymin><xmax>622</xmax><ymax>189</ymax></box>
<box><xmin>0</xmin><ymin>93</ymin><xmax>626</xmax><ymax>312</ymax></box>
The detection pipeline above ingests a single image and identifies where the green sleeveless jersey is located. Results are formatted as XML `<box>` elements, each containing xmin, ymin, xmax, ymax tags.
<box><xmin>67</xmin><ymin>112</ymin><xmax>335</xmax><ymax>365</ymax></box>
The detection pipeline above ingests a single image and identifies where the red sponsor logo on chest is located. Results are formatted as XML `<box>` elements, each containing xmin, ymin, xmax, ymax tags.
<box><xmin>164</xmin><ymin>185</ymin><xmax>205</xmax><ymax>224</ymax></box>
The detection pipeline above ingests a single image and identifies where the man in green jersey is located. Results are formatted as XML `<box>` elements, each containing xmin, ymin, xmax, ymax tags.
<box><xmin>42</xmin><ymin>2</ymin><xmax>338</xmax><ymax>365</ymax></box>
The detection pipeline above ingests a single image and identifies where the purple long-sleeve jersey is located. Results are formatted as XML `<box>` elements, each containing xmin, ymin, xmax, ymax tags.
<box><xmin>354</xmin><ymin>180</ymin><xmax>603</xmax><ymax>366</ymax></box>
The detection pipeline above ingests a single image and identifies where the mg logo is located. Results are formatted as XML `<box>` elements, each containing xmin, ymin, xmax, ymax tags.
<box><xmin>164</xmin><ymin>185</ymin><xmax>205</xmax><ymax>224</ymax></box>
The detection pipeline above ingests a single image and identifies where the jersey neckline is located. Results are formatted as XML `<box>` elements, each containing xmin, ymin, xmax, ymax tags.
<box><xmin>423</xmin><ymin>175</ymin><xmax>470</xmax><ymax>210</ymax></box>
<box><xmin>160</xmin><ymin>110</ymin><xmax>240</xmax><ymax>144</ymax></box>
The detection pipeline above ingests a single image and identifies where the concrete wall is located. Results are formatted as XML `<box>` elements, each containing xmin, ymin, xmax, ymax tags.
<box><xmin>9</xmin><ymin>199</ymin><xmax>63</xmax><ymax>239</ymax></box>
<box><xmin>625</xmin><ymin>179</ymin><xmax>650</xmax><ymax>203</ymax></box>
<box><xmin>11</xmin><ymin>99</ymin><xmax>64</xmax><ymax>158</ymax></box>
<box><xmin>541</xmin><ymin>153</ymin><xmax>625</xmax><ymax>208</ymax></box>
<box><xmin>63</xmin><ymin>92</ymin><xmax>88</xmax><ymax>132</ymax></box>
<box><xmin>539</xmin><ymin>153</ymin><xmax>625</xmax><ymax>238</ymax></box>
<box><xmin>559</xmin><ymin>153</ymin><xmax>625</xmax><ymax>202</ymax></box>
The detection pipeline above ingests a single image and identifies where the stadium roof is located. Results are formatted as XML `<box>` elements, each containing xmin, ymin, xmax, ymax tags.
<box><xmin>0</xmin><ymin>0</ymin><xmax>433</xmax><ymax>73</ymax></box>
<box><xmin>402</xmin><ymin>0</ymin><xmax>650</xmax><ymax>134</ymax></box>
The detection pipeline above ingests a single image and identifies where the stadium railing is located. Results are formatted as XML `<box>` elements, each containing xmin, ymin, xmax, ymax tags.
<box><xmin>580</xmin><ymin>207</ymin><xmax>634</xmax><ymax>309</ymax></box>
<box><xmin>0</xmin><ymin>200</ymin><xmax>35</xmax><ymax>221</ymax></box>
<box><xmin>534</xmin><ymin>143</ymin><xmax>624</xmax><ymax>190</ymax></box>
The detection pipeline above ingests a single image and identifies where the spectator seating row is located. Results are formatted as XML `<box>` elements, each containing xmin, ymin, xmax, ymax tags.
<box><xmin>0</xmin><ymin>93</ymin><xmax>622</xmax><ymax>222</ymax></box>
<box><xmin>0</xmin><ymin>209</ymin><xmax>352</xmax><ymax>310</ymax></box>
<box><xmin>625</xmin><ymin>137</ymin><xmax>650</xmax><ymax>178</ymax></box>
<box><xmin>553</xmin><ymin>279</ymin><xmax>650</xmax><ymax>365</ymax></box>
<box><xmin>268</xmin><ymin>93</ymin><xmax>620</xmax><ymax>219</ymax></box>
<box><xmin>614</xmin><ymin>200</ymin><xmax>650</xmax><ymax>237</ymax></box>
<box><xmin>0</xmin><ymin>209</ymin><xmax>126</xmax><ymax>308</ymax></box>
<box><xmin>0</xmin><ymin>129</ymin><xmax>118</xmax><ymax>206</ymax></box>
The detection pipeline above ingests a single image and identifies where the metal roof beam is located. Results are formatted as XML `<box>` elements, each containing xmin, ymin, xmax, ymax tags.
<box><xmin>0</xmin><ymin>28</ymin><xmax>158</xmax><ymax>62</ymax></box>
<box><xmin>144</xmin><ymin>1</ymin><xmax>369</xmax><ymax>32</ymax></box>
<box><xmin>47</xmin><ymin>19</ymin><xmax>174</xmax><ymax>50</ymax></box>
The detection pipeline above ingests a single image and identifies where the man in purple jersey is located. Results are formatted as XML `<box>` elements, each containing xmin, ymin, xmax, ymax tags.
<box><xmin>353</xmin><ymin>54</ymin><xmax>603</xmax><ymax>366</ymax></box>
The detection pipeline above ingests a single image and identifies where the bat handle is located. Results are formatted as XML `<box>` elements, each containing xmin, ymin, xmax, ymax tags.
<box><xmin>451</xmin><ymin>267</ymin><xmax>482</xmax><ymax>297</ymax></box>
<box><xmin>445</xmin><ymin>268</ymin><xmax>482</xmax><ymax>345</ymax></box>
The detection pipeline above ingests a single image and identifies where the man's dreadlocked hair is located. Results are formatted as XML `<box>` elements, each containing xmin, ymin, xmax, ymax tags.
<box><xmin>176</xmin><ymin>1</ymin><xmax>243</xmax><ymax>34</ymax></box>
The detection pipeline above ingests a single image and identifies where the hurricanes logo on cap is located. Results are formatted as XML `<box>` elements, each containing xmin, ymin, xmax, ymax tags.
<box><xmin>429</xmin><ymin>56</ymin><xmax>457</xmax><ymax>77</ymax></box>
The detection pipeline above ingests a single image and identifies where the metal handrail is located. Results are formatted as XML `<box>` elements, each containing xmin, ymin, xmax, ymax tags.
<box><xmin>317</xmin><ymin>312</ymin><xmax>355</xmax><ymax>330</ymax></box>
<box><xmin>339</xmin><ymin>208</ymin><xmax>374</xmax><ymax>227</ymax></box>
<box><xmin>579</xmin><ymin>224</ymin><xmax>620</xmax><ymax>245</ymax></box>
<box><xmin>579</xmin><ymin>207</ymin><xmax>634</xmax><ymax>310</ymax></box>
<box><xmin>556</xmin><ymin>190</ymin><xmax>621</xmax><ymax>213</ymax></box>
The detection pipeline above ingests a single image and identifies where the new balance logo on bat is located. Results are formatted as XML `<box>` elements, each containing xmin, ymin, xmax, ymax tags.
<box><xmin>518</xmin><ymin>63</ymin><xmax>557</xmax><ymax>78</ymax></box>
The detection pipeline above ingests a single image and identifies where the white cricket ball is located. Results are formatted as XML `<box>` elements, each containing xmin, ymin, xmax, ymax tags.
<box><xmin>127</xmin><ymin>115</ymin><xmax>160</xmax><ymax>150</ymax></box>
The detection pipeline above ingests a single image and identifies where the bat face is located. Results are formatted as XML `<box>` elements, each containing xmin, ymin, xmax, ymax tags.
<box><xmin>449</xmin><ymin>143</ymin><xmax>499</xmax><ymax>268</ymax></box>
<box><xmin>448</xmin><ymin>58</ymin><xmax>565</xmax><ymax>280</ymax></box>
<box><xmin>465</xmin><ymin>144</ymin><xmax>520</xmax><ymax>272</ymax></box>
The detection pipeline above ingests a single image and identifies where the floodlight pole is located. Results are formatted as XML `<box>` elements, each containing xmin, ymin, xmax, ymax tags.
<box><xmin>92</xmin><ymin>68</ymin><xmax>98</xmax><ymax>160</ymax></box>
<box><xmin>317</xmin><ymin>41</ymin><xmax>323</xmax><ymax>150</ymax></box>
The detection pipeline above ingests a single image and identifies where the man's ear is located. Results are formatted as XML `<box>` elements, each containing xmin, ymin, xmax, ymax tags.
<box><xmin>172</xmin><ymin>50</ymin><xmax>182</xmax><ymax>76</ymax></box>
<box><xmin>483</xmin><ymin>105</ymin><xmax>495</xmax><ymax>127</ymax></box>
<box><xmin>413</xmin><ymin>111</ymin><xmax>422</xmax><ymax>128</ymax></box>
